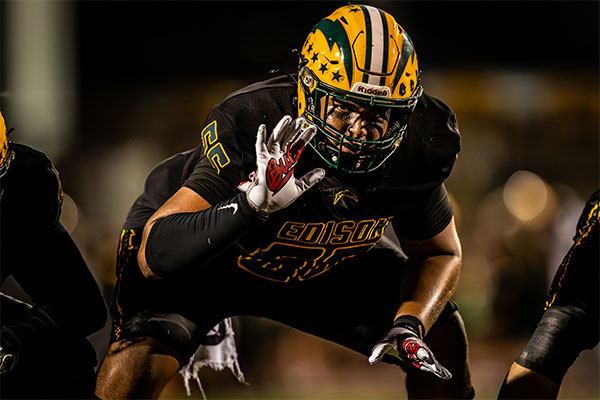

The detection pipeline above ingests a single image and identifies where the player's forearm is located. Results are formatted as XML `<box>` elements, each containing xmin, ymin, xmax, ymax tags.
<box><xmin>395</xmin><ymin>253</ymin><xmax>461</xmax><ymax>332</ymax></box>
<box><xmin>141</xmin><ymin>192</ymin><xmax>267</xmax><ymax>278</ymax></box>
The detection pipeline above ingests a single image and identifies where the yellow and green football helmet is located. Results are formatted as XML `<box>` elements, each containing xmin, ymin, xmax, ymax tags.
<box><xmin>0</xmin><ymin>111</ymin><xmax>14</xmax><ymax>178</ymax></box>
<box><xmin>298</xmin><ymin>4</ymin><xmax>422</xmax><ymax>174</ymax></box>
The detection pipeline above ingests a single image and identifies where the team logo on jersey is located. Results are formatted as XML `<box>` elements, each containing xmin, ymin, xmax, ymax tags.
<box><xmin>333</xmin><ymin>189</ymin><xmax>359</xmax><ymax>206</ymax></box>
<box><xmin>237</xmin><ymin>216</ymin><xmax>392</xmax><ymax>282</ymax></box>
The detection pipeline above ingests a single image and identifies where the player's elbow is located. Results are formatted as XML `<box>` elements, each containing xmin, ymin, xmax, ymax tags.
<box><xmin>449</xmin><ymin>242</ymin><xmax>462</xmax><ymax>265</ymax></box>
<box><xmin>450</xmin><ymin>253</ymin><xmax>462</xmax><ymax>275</ymax></box>
<box><xmin>140</xmin><ymin>239</ymin><xmax>196</xmax><ymax>279</ymax></box>
<box><xmin>138</xmin><ymin>218</ymin><xmax>187</xmax><ymax>279</ymax></box>
<box><xmin>138</xmin><ymin>221</ymin><xmax>164</xmax><ymax>279</ymax></box>
<box><xmin>138</xmin><ymin>247</ymin><xmax>161</xmax><ymax>279</ymax></box>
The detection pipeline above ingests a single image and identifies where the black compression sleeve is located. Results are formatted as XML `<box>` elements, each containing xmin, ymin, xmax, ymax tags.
<box><xmin>146</xmin><ymin>192</ymin><xmax>267</xmax><ymax>277</ymax></box>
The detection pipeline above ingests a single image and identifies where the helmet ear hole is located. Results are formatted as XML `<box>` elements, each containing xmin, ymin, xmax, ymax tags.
<box><xmin>301</xmin><ymin>70</ymin><xmax>314</xmax><ymax>88</ymax></box>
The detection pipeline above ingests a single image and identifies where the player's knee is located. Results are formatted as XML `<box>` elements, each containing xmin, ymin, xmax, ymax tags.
<box><xmin>121</xmin><ymin>311</ymin><xmax>202</xmax><ymax>362</ymax></box>
<box><xmin>96</xmin><ymin>337</ymin><xmax>180</xmax><ymax>399</ymax></box>
<box><xmin>104</xmin><ymin>336</ymin><xmax>181</xmax><ymax>363</ymax></box>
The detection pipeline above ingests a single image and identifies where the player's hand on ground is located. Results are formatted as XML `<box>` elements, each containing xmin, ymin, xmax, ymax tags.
<box><xmin>246</xmin><ymin>115</ymin><xmax>325</xmax><ymax>214</ymax></box>
<box><xmin>368</xmin><ymin>316</ymin><xmax>452</xmax><ymax>380</ymax></box>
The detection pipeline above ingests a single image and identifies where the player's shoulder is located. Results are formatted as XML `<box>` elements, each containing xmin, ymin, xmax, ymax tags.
<box><xmin>4</xmin><ymin>143</ymin><xmax>62</xmax><ymax>226</ymax></box>
<box><xmin>10</xmin><ymin>142</ymin><xmax>54</xmax><ymax>168</ymax></box>
<box><xmin>587</xmin><ymin>189</ymin><xmax>599</xmax><ymax>205</ymax></box>
<box><xmin>380</xmin><ymin>92</ymin><xmax>460</xmax><ymax>189</ymax></box>
<box><xmin>409</xmin><ymin>92</ymin><xmax>460</xmax><ymax>150</ymax></box>
<box><xmin>195</xmin><ymin>74</ymin><xmax>297</xmax><ymax>183</ymax></box>
<box><xmin>218</xmin><ymin>74</ymin><xmax>297</xmax><ymax>108</ymax></box>
<box><xmin>8</xmin><ymin>143</ymin><xmax>61</xmax><ymax>188</ymax></box>
<box><xmin>211</xmin><ymin>74</ymin><xmax>297</xmax><ymax>134</ymax></box>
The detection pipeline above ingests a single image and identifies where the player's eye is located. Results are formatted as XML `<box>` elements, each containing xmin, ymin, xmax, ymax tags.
<box><xmin>332</xmin><ymin>107</ymin><xmax>354</xmax><ymax>120</ymax></box>
<box><xmin>329</xmin><ymin>102</ymin><xmax>356</xmax><ymax>121</ymax></box>
<box><xmin>375</xmin><ymin>118</ymin><xmax>388</xmax><ymax>128</ymax></box>
<box><xmin>335</xmin><ymin>103</ymin><xmax>352</xmax><ymax>112</ymax></box>
<box><xmin>359</xmin><ymin>112</ymin><xmax>386</xmax><ymax>129</ymax></box>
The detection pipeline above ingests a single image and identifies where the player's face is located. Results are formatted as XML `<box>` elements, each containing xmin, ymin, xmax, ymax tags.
<box><xmin>320</xmin><ymin>97</ymin><xmax>391</xmax><ymax>154</ymax></box>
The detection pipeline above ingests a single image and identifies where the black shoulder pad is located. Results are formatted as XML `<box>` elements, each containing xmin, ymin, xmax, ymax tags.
<box><xmin>381</xmin><ymin>92</ymin><xmax>460</xmax><ymax>189</ymax></box>
<box><xmin>3</xmin><ymin>144</ymin><xmax>62</xmax><ymax>228</ymax></box>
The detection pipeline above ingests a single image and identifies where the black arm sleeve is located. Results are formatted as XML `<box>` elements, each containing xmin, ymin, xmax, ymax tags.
<box><xmin>146</xmin><ymin>192</ymin><xmax>267</xmax><ymax>277</ymax></box>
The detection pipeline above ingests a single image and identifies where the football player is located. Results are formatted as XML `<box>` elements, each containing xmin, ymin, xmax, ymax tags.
<box><xmin>498</xmin><ymin>189</ymin><xmax>599</xmax><ymax>399</ymax></box>
<box><xmin>0</xmin><ymin>111</ymin><xmax>108</xmax><ymax>398</ymax></box>
<box><xmin>96</xmin><ymin>5</ymin><xmax>474</xmax><ymax>399</ymax></box>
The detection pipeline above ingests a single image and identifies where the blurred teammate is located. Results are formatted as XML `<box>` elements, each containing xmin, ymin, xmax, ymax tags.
<box><xmin>0</xmin><ymin>112</ymin><xmax>108</xmax><ymax>398</ymax></box>
<box><xmin>498</xmin><ymin>189</ymin><xmax>599</xmax><ymax>399</ymax></box>
<box><xmin>96</xmin><ymin>5</ymin><xmax>474</xmax><ymax>399</ymax></box>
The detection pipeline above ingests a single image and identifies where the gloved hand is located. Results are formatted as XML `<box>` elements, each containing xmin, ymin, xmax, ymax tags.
<box><xmin>0</xmin><ymin>346</ymin><xmax>15</xmax><ymax>374</ymax></box>
<box><xmin>368</xmin><ymin>315</ymin><xmax>452</xmax><ymax>380</ymax></box>
<box><xmin>246</xmin><ymin>115</ymin><xmax>325</xmax><ymax>214</ymax></box>
<box><xmin>0</xmin><ymin>304</ymin><xmax>61</xmax><ymax>375</ymax></box>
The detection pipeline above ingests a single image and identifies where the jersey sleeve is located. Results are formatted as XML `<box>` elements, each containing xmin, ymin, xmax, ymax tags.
<box><xmin>124</xmin><ymin>149</ymin><xmax>200</xmax><ymax>229</ymax></box>
<box><xmin>385</xmin><ymin>93</ymin><xmax>461</xmax><ymax>189</ymax></box>
<box><xmin>183</xmin><ymin>106</ymin><xmax>251</xmax><ymax>205</ymax></box>
<box><xmin>391</xmin><ymin>184</ymin><xmax>454</xmax><ymax>240</ymax></box>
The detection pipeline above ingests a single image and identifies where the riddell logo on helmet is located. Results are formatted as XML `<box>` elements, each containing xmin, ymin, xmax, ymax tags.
<box><xmin>351</xmin><ymin>83</ymin><xmax>391</xmax><ymax>98</ymax></box>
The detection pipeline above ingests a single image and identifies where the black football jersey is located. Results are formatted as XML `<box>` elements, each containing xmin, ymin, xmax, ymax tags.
<box><xmin>178</xmin><ymin>75</ymin><xmax>460</xmax><ymax>283</ymax></box>
<box><xmin>1</xmin><ymin>144</ymin><xmax>62</xmax><ymax>228</ymax></box>
<box><xmin>1</xmin><ymin>144</ymin><xmax>63</xmax><ymax>282</ymax></box>
<box><xmin>0</xmin><ymin>144</ymin><xmax>106</xmax><ymax>334</ymax></box>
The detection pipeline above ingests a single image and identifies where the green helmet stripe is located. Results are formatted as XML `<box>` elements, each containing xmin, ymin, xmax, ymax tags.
<box><xmin>360</xmin><ymin>5</ymin><xmax>373</xmax><ymax>83</ymax></box>
<box><xmin>392</xmin><ymin>32</ymin><xmax>415</xmax><ymax>93</ymax></box>
<box><xmin>378</xmin><ymin>8</ymin><xmax>389</xmax><ymax>86</ymax></box>
<box><xmin>312</xmin><ymin>18</ymin><xmax>354</xmax><ymax>85</ymax></box>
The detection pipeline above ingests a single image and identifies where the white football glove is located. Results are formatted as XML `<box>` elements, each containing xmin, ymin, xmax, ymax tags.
<box><xmin>246</xmin><ymin>115</ymin><xmax>325</xmax><ymax>214</ymax></box>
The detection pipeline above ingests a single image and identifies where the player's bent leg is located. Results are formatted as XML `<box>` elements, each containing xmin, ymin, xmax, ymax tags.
<box><xmin>497</xmin><ymin>362</ymin><xmax>559</xmax><ymax>399</ymax></box>
<box><xmin>497</xmin><ymin>304</ymin><xmax>597</xmax><ymax>399</ymax></box>
<box><xmin>95</xmin><ymin>336</ymin><xmax>180</xmax><ymax>399</ymax></box>
<box><xmin>405</xmin><ymin>310</ymin><xmax>474</xmax><ymax>399</ymax></box>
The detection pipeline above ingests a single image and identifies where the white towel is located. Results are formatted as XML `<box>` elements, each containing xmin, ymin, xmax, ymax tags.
<box><xmin>179</xmin><ymin>318</ymin><xmax>247</xmax><ymax>399</ymax></box>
